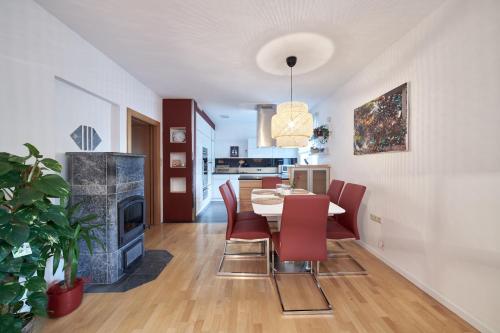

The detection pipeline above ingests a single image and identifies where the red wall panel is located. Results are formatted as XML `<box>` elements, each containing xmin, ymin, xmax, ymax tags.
<box><xmin>163</xmin><ymin>99</ymin><xmax>195</xmax><ymax>222</ymax></box>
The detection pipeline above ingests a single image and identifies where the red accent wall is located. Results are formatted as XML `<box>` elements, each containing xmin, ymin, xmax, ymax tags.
<box><xmin>163</xmin><ymin>99</ymin><xmax>195</xmax><ymax>222</ymax></box>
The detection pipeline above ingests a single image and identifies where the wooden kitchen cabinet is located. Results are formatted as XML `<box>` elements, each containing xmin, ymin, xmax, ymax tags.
<box><xmin>239</xmin><ymin>179</ymin><xmax>262</xmax><ymax>211</ymax></box>
<box><xmin>238</xmin><ymin>178</ymin><xmax>289</xmax><ymax>211</ymax></box>
<box><xmin>289</xmin><ymin>165</ymin><xmax>330</xmax><ymax>194</ymax></box>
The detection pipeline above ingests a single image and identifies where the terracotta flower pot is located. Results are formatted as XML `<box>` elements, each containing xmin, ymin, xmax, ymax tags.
<box><xmin>47</xmin><ymin>278</ymin><xmax>84</xmax><ymax>318</ymax></box>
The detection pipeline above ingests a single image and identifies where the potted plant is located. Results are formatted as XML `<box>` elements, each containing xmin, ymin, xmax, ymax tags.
<box><xmin>311</xmin><ymin>125</ymin><xmax>330</xmax><ymax>144</ymax></box>
<box><xmin>47</xmin><ymin>202</ymin><xmax>103</xmax><ymax>318</ymax></box>
<box><xmin>0</xmin><ymin>144</ymin><xmax>70</xmax><ymax>333</ymax></box>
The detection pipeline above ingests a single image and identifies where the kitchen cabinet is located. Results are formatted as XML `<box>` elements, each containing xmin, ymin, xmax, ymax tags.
<box><xmin>212</xmin><ymin>174</ymin><xmax>239</xmax><ymax>200</ymax></box>
<box><xmin>239</xmin><ymin>179</ymin><xmax>262</xmax><ymax>212</ymax></box>
<box><xmin>289</xmin><ymin>165</ymin><xmax>330</xmax><ymax>194</ymax></box>
<box><xmin>247</xmin><ymin>137</ymin><xmax>298</xmax><ymax>158</ymax></box>
<box><xmin>238</xmin><ymin>177</ymin><xmax>290</xmax><ymax>211</ymax></box>
<box><xmin>195</xmin><ymin>112</ymin><xmax>215</xmax><ymax>215</ymax></box>
<box><xmin>247</xmin><ymin>138</ymin><xmax>273</xmax><ymax>158</ymax></box>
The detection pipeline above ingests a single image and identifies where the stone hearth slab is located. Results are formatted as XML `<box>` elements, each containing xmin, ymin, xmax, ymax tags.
<box><xmin>84</xmin><ymin>250</ymin><xmax>173</xmax><ymax>293</ymax></box>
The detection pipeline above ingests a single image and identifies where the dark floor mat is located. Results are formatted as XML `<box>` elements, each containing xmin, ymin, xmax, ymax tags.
<box><xmin>84</xmin><ymin>250</ymin><xmax>173</xmax><ymax>293</ymax></box>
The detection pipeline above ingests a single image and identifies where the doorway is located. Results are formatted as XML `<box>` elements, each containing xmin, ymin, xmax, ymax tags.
<box><xmin>127</xmin><ymin>108</ymin><xmax>161</xmax><ymax>226</ymax></box>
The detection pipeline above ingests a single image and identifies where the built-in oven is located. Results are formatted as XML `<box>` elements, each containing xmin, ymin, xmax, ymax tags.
<box><xmin>202</xmin><ymin>147</ymin><xmax>208</xmax><ymax>199</ymax></box>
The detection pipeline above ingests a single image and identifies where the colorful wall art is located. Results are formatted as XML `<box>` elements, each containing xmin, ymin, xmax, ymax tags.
<box><xmin>354</xmin><ymin>83</ymin><xmax>408</xmax><ymax>155</ymax></box>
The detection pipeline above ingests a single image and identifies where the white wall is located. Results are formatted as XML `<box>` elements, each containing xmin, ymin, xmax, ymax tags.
<box><xmin>0</xmin><ymin>0</ymin><xmax>161</xmax><ymax>159</ymax></box>
<box><xmin>54</xmin><ymin>79</ymin><xmax>118</xmax><ymax>177</ymax></box>
<box><xmin>0</xmin><ymin>0</ymin><xmax>162</xmax><ymax>282</ymax></box>
<box><xmin>213</xmin><ymin>112</ymin><xmax>255</xmax><ymax>158</ymax></box>
<box><xmin>313</xmin><ymin>1</ymin><xmax>500</xmax><ymax>332</ymax></box>
<box><xmin>214</xmin><ymin>138</ymin><xmax>248</xmax><ymax>158</ymax></box>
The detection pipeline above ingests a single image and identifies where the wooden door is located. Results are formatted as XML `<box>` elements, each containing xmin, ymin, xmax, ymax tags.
<box><xmin>127</xmin><ymin>108</ymin><xmax>161</xmax><ymax>226</ymax></box>
<box><xmin>131</xmin><ymin>118</ymin><xmax>153</xmax><ymax>225</ymax></box>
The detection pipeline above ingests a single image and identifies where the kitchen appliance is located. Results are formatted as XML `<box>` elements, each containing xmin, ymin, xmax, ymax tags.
<box><xmin>279</xmin><ymin>164</ymin><xmax>293</xmax><ymax>177</ymax></box>
<box><xmin>202</xmin><ymin>147</ymin><xmax>208</xmax><ymax>199</ymax></box>
<box><xmin>256</xmin><ymin>104</ymin><xmax>276</xmax><ymax>147</ymax></box>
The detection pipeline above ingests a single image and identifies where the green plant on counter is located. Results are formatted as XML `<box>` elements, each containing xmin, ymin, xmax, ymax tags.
<box><xmin>51</xmin><ymin>202</ymin><xmax>103</xmax><ymax>290</ymax></box>
<box><xmin>0</xmin><ymin>144</ymin><xmax>70</xmax><ymax>333</ymax></box>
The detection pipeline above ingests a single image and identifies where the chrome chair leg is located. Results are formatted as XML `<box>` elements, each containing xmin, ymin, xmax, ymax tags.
<box><xmin>272</xmin><ymin>254</ymin><xmax>333</xmax><ymax>315</ymax></box>
<box><xmin>318</xmin><ymin>241</ymin><xmax>368</xmax><ymax>276</ymax></box>
<box><xmin>327</xmin><ymin>240</ymin><xmax>349</xmax><ymax>256</ymax></box>
<box><xmin>217</xmin><ymin>238</ymin><xmax>270</xmax><ymax>277</ymax></box>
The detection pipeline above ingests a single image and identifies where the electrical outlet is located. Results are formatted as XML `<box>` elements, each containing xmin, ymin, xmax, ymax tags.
<box><xmin>378</xmin><ymin>240</ymin><xmax>384</xmax><ymax>250</ymax></box>
<box><xmin>370</xmin><ymin>214</ymin><xmax>382</xmax><ymax>223</ymax></box>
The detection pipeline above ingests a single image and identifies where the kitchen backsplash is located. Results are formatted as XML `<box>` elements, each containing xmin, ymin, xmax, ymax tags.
<box><xmin>215</xmin><ymin>158</ymin><xmax>297</xmax><ymax>168</ymax></box>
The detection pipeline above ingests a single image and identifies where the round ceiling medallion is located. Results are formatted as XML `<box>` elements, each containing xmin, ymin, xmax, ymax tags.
<box><xmin>256</xmin><ymin>32</ymin><xmax>334</xmax><ymax>76</ymax></box>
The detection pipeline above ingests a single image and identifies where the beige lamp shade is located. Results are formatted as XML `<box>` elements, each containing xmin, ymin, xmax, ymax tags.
<box><xmin>271</xmin><ymin>101</ymin><xmax>313</xmax><ymax>147</ymax></box>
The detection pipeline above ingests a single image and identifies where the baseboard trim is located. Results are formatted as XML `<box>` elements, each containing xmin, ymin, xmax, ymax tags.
<box><xmin>357</xmin><ymin>240</ymin><xmax>493</xmax><ymax>333</ymax></box>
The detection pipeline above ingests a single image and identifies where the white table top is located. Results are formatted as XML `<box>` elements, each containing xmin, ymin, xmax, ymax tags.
<box><xmin>251</xmin><ymin>189</ymin><xmax>345</xmax><ymax>217</ymax></box>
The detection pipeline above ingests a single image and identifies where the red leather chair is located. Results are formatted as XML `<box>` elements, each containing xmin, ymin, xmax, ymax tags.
<box><xmin>261</xmin><ymin>176</ymin><xmax>282</xmax><ymax>189</ymax></box>
<box><xmin>318</xmin><ymin>183</ymin><xmax>367</xmax><ymax>276</ymax></box>
<box><xmin>226</xmin><ymin>180</ymin><xmax>265</xmax><ymax>221</ymax></box>
<box><xmin>271</xmin><ymin>195</ymin><xmax>332</xmax><ymax>314</ymax></box>
<box><xmin>327</xmin><ymin>179</ymin><xmax>345</xmax><ymax>204</ymax></box>
<box><xmin>217</xmin><ymin>183</ymin><xmax>271</xmax><ymax>277</ymax></box>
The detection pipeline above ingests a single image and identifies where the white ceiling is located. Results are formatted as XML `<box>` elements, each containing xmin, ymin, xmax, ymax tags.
<box><xmin>36</xmin><ymin>0</ymin><xmax>444</xmax><ymax>132</ymax></box>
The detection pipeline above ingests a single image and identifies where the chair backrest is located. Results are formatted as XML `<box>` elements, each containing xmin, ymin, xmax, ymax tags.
<box><xmin>337</xmin><ymin>183</ymin><xmax>366</xmax><ymax>239</ymax></box>
<box><xmin>278</xmin><ymin>195</ymin><xmax>330</xmax><ymax>261</ymax></box>
<box><xmin>219</xmin><ymin>183</ymin><xmax>237</xmax><ymax>240</ymax></box>
<box><xmin>226</xmin><ymin>180</ymin><xmax>238</xmax><ymax>213</ymax></box>
<box><xmin>262</xmin><ymin>176</ymin><xmax>282</xmax><ymax>189</ymax></box>
<box><xmin>327</xmin><ymin>179</ymin><xmax>345</xmax><ymax>204</ymax></box>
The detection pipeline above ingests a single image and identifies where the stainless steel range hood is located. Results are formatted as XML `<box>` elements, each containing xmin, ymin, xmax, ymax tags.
<box><xmin>256</xmin><ymin>104</ymin><xmax>276</xmax><ymax>147</ymax></box>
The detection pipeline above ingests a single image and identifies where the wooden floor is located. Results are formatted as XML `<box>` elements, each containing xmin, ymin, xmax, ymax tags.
<box><xmin>41</xmin><ymin>223</ymin><xmax>477</xmax><ymax>333</ymax></box>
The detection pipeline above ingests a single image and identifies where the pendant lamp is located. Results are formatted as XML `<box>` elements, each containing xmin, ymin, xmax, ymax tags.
<box><xmin>271</xmin><ymin>56</ymin><xmax>313</xmax><ymax>147</ymax></box>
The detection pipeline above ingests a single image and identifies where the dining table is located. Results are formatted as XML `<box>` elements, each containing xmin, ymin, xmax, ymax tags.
<box><xmin>251</xmin><ymin>188</ymin><xmax>346</xmax><ymax>272</ymax></box>
<box><xmin>251</xmin><ymin>188</ymin><xmax>346</xmax><ymax>229</ymax></box>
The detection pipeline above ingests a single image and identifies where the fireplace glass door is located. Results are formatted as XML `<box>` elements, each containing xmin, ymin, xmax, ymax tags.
<box><xmin>118</xmin><ymin>195</ymin><xmax>145</xmax><ymax>247</ymax></box>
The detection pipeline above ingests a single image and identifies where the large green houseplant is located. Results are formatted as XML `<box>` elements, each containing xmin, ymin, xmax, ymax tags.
<box><xmin>0</xmin><ymin>144</ymin><xmax>70</xmax><ymax>333</ymax></box>
<box><xmin>53</xmin><ymin>202</ymin><xmax>102</xmax><ymax>290</ymax></box>
<box><xmin>46</xmin><ymin>201</ymin><xmax>103</xmax><ymax>318</ymax></box>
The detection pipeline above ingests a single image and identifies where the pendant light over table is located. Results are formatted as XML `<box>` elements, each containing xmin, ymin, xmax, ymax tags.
<box><xmin>271</xmin><ymin>56</ymin><xmax>313</xmax><ymax>147</ymax></box>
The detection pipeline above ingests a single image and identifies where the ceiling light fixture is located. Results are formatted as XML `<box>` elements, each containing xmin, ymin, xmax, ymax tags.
<box><xmin>271</xmin><ymin>56</ymin><xmax>313</xmax><ymax>147</ymax></box>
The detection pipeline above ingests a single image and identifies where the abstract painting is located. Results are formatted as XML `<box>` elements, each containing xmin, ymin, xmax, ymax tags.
<box><xmin>354</xmin><ymin>83</ymin><xmax>408</xmax><ymax>155</ymax></box>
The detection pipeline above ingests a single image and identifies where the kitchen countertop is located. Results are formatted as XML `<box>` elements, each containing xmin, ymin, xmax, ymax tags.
<box><xmin>238</xmin><ymin>175</ymin><xmax>289</xmax><ymax>180</ymax></box>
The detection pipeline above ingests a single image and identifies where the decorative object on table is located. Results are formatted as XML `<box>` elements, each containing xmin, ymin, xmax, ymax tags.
<box><xmin>170</xmin><ymin>127</ymin><xmax>186</xmax><ymax>143</ymax></box>
<box><xmin>272</xmin><ymin>56</ymin><xmax>313</xmax><ymax>148</ymax></box>
<box><xmin>47</xmin><ymin>202</ymin><xmax>103</xmax><ymax>318</ymax></box>
<box><xmin>251</xmin><ymin>197</ymin><xmax>284</xmax><ymax>205</ymax></box>
<box><xmin>275</xmin><ymin>184</ymin><xmax>291</xmax><ymax>195</ymax></box>
<box><xmin>0</xmin><ymin>144</ymin><xmax>71</xmax><ymax>333</ymax></box>
<box><xmin>230</xmin><ymin>146</ymin><xmax>239</xmax><ymax>157</ymax></box>
<box><xmin>70</xmin><ymin>125</ymin><xmax>102</xmax><ymax>151</ymax></box>
<box><xmin>354</xmin><ymin>83</ymin><xmax>408</xmax><ymax>155</ymax></box>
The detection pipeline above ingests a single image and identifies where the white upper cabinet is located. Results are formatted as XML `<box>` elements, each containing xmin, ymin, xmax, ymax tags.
<box><xmin>247</xmin><ymin>137</ymin><xmax>298</xmax><ymax>158</ymax></box>
<box><xmin>195</xmin><ymin>113</ymin><xmax>215</xmax><ymax>213</ymax></box>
